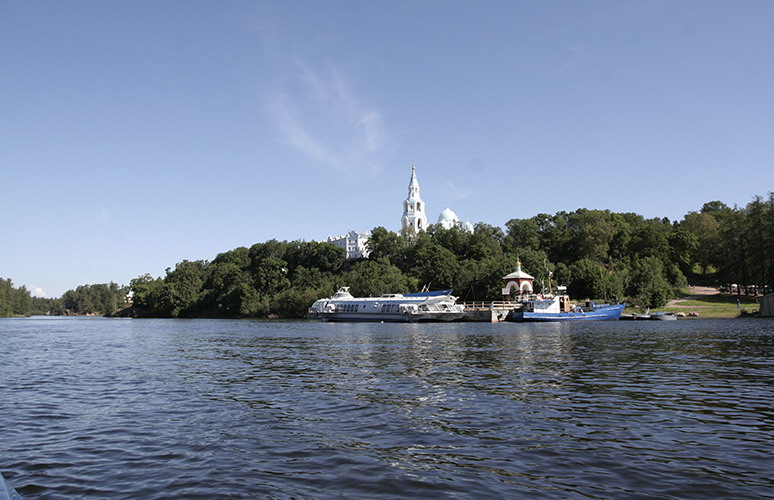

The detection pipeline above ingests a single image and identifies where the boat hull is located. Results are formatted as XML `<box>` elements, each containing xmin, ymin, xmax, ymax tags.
<box><xmin>510</xmin><ymin>303</ymin><xmax>625</xmax><ymax>322</ymax></box>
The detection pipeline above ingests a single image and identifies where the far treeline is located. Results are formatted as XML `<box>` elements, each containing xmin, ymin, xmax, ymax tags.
<box><xmin>3</xmin><ymin>194</ymin><xmax>772</xmax><ymax>319</ymax></box>
<box><xmin>0</xmin><ymin>281</ymin><xmax>130</xmax><ymax>318</ymax></box>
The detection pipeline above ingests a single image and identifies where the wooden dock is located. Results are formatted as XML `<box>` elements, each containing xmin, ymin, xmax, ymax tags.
<box><xmin>461</xmin><ymin>301</ymin><xmax>522</xmax><ymax>322</ymax></box>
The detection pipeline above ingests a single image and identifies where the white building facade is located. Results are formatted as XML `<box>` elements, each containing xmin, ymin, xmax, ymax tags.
<box><xmin>327</xmin><ymin>230</ymin><xmax>371</xmax><ymax>260</ymax></box>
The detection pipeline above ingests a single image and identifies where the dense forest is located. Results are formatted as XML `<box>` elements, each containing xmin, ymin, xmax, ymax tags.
<box><xmin>5</xmin><ymin>194</ymin><xmax>772</xmax><ymax>319</ymax></box>
<box><xmin>121</xmin><ymin>194</ymin><xmax>773</xmax><ymax>319</ymax></box>
<box><xmin>0</xmin><ymin>278</ymin><xmax>32</xmax><ymax>317</ymax></box>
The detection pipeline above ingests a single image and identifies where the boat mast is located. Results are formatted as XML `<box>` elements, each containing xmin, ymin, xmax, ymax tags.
<box><xmin>545</xmin><ymin>259</ymin><xmax>553</xmax><ymax>296</ymax></box>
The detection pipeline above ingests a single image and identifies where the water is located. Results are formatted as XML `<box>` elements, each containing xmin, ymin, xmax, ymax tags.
<box><xmin>1</xmin><ymin>317</ymin><xmax>773</xmax><ymax>499</ymax></box>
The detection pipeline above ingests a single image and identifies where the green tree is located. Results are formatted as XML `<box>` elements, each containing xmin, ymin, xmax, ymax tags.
<box><xmin>366</xmin><ymin>227</ymin><xmax>407</xmax><ymax>264</ymax></box>
<box><xmin>238</xmin><ymin>284</ymin><xmax>265</xmax><ymax>317</ymax></box>
<box><xmin>203</xmin><ymin>262</ymin><xmax>251</xmax><ymax>315</ymax></box>
<box><xmin>467</xmin><ymin>223</ymin><xmax>504</xmax><ymax>260</ymax></box>
<box><xmin>430</xmin><ymin>225</ymin><xmax>471</xmax><ymax>257</ymax></box>
<box><xmin>455</xmin><ymin>256</ymin><xmax>512</xmax><ymax>301</ymax></box>
<box><xmin>407</xmin><ymin>236</ymin><xmax>459</xmax><ymax>290</ymax></box>
<box><xmin>667</xmin><ymin>226</ymin><xmax>699</xmax><ymax>277</ymax></box>
<box><xmin>285</xmin><ymin>241</ymin><xmax>345</xmax><ymax>274</ymax></box>
<box><xmin>680</xmin><ymin>211</ymin><xmax>722</xmax><ymax>275</ymax></box>
<box><xmin>212</xmin><ymin>246</ymin><xmax>251</xmax><ymax>270</ymax></box>
<box><xmin>130</xmin><ymin>274</ymin><xmax>165</xmax><ymax>311</ymax></box>
<box><xmin>504</xmin><ymin>218</ymin><xmax>541</xmax><ymax>252</ymax></box>
<box><xmin>566</xmin><ymin>209</ymin><xmax>617</xmax><ymax>263</ymax></box>
<box><xmin>568</xmin><ymin>259</ymin><xmax>606</xmax><ymax>300</ymax></box>
<box><xmin>161</xmin><ymin>260</ymin><xmax>206</xmax><ymax>317</ymax></box>
<box><xmin>254</xmin><ymin>257</ymin><xmax>290</xmax><ymax>295</ymax></box>
<box><xmin>249</xmin><ymin>240</ymin><xmax>290</xmax><ymax>267</ymax></box>
<box><xmin>628</xmin><ymin>257</ymin><xmax>671</xmax><ymax>308</ymax></box>
<box><xmin>340</xmin><ymin>260</ymin><xmax>417</xmax><ymax>298</ymax></box>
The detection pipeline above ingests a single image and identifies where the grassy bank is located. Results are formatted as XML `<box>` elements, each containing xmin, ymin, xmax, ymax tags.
<box><xmin>662</xmin><ymin>293</ymin><xmax>760</xmax><ymax>319</ymax></box>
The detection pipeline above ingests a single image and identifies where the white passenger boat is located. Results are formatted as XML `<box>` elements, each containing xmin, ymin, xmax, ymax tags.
<box><xmin>308</xmin><ymin>287</ymin><xmax>465</xmax><ymax>322</ymax></box>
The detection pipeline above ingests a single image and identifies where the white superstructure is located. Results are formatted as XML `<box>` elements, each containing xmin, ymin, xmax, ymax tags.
<box><xmin>308</xmin><ymin>287</ymin><xmax>465</xmax><ymax>322</ymax></box>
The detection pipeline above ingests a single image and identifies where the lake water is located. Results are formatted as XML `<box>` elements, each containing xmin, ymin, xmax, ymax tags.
<box><xmin>1</xmin><ymin>317</ymin><xmax>773</xmax><ymax>499</ymax></box>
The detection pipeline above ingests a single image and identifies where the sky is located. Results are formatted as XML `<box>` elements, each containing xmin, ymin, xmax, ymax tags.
<box><xmin>2</xmin><ymin>0</ymin><xmax>773</xmax><ymax>298</ymax></box>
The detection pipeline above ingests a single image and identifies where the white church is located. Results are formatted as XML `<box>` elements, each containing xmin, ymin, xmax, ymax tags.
<box><xmin>328</xmin><ymin>165</ymin><xmax>473</xmax><ymax>259</ymax></box>
<box><xmin>401</xmin><ymin>164</ymin><xmax>474</xmax><ymax>236</ymax></box>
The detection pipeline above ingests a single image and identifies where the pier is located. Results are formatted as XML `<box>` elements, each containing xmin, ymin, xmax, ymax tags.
<box><xmin>461</xmin><ymin>301</ymin><xmax>522</xmax><ymax>322</ymax></box>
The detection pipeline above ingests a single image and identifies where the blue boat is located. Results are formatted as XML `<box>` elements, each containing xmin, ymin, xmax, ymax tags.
<box><xmin>0</xmin><ymin>472</ymin><xmax>21</xmax><ymax>500</ymax></box>
<box><xmin>509</xmin><ymin>295</ymin><xmax>625</xmax><ymax>321</ymax></box>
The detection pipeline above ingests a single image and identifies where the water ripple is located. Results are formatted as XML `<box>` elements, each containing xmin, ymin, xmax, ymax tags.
<box><xmin>1</xmin><ymin>317</ymin><xmax>773</xmax><ymax>498</ymax></box>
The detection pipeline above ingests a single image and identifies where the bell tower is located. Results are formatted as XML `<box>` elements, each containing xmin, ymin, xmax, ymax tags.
<box><xmin>401</xmin><ymin>164</ymin><xmax>428</xmax><ymax>237</ymax></box>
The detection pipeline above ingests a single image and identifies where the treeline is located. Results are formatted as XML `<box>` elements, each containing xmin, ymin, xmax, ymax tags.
<box><xmin>10</xmin><ymin>283</ymin><xmax>131</xmax><ymax>317</ymax></box>
<box><xmin>12</xmin><ymin>194</ymin><xmax>770</xmax><ymax>319</ymax></box>
<box><xmin>128</xmin><ymin>196</ymin><xmax>771</xmax><ymax>318</ymax></box>
<box><xmin>681</xmin><ymin>195</ymin><xmax>774</xmax><ymax>292</ymax></box>
<box><xmin>0</xmin><ymin>278</ymin><xmax>32</xmax><ymax>317</ymax></box>
<box><xmin>55</xmin><ymin>283</ymin><xmax>131</xmax><ymax>316</ymax></box>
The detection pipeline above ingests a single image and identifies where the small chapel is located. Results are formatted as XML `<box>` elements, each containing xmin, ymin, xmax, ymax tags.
<box><xmin>501</xmin><ymin>259</ymin><xmax>535</xmax><ymax>299</ymax></box>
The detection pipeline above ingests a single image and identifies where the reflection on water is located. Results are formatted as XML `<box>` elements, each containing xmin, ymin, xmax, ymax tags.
<box><xmin>1</xmin><ymin>317</ymin><xmax>773</xmax><ymax>499</ymax></box>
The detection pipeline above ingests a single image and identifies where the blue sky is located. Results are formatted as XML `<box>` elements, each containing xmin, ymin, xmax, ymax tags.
<box><xmin>2</xmin><ymin>1</ymin><xmax>772</xmax><ymax>298</ymax></box>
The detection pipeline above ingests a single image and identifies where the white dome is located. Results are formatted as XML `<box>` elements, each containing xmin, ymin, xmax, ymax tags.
<box><xmin>463</xmin><ymin>221</ymin><xmax>475</xmax><ymax>233</ymax></box>
<box><xmin>437</xmin><ymin>208</ymin><xmax>459</xmax><ymax>224</ymax></box>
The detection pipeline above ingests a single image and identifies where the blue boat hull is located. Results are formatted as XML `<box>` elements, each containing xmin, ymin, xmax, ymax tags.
<box><xmin>511</xmin><ymin>303</ymin><xmax>625</xmax><ymax>322</ymax></box>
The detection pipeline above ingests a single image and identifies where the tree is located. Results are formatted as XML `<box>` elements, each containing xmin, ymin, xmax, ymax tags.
<box><xmin>2</xmin><ymin>281</ymin><xmax>32</xmax><ymax>317</ymax></box>
<box><xmin>161</xmin><ymin>260</ymin><xmax>206</xmax><ymax>317</ymax></box>
<box><xmin>212</xmin><ymin>246</ymin><xmax>250</xmax><ymax>270</ymax></box>
<box><xmin>680</xmin><ymin>211</ymin><xmax>722</xmax><ymax>275</ymax></box>
<box><xmin>254</xmin><ymin>257</ymin><xmax>290</xmax><ymax>295</ymax></box>
<box><xmin>628</xmin><ymin>217</ymin><xmax>671</xmax><ymax>260</ymax></box>
<box><xmin>340</xmin><ymin>260</ymin><xmax>417</xmax><ymax>298</ymax></box>
<box><xmin>566</xmin><ymin>209</ymin><xmax>617</xmax><ymax>263</ymax></box>
<box><xmin>407</xmin><ymin>236</ymin><xmax>460</xmax><ymax>290</ymax></box>
<box><xmin>568</xmin><ymin>259</ymin><xmax>619</xmax><ymax>301</ymax></box>
<box><xmin>203</xmin><ymin>262</ymin><xmax>251</xmax><ymax>315</ymax></box>
<box><xmin>366</xmin><ymin>226</ymin><xmax>407</xmax><ymax>264</ymax></box>
<box><xmin>285</xmin><ymin>241</ymin><xmax>345</xmax><ymax>274</ymax></box>
<box><xmin>249</xmin><ymin>240</ymin><xmax>290</xmax><ymax>267</ymax></box>
<box><xmin>467</xmin><ymin>223</ymin><xmax>504</xmax><ymax>260</ymax></box>
<box><xmin>627</xmin><ymin>257</ymin><xmax>671</xmax><ymax>308</ymax></box>
<box><xmin>504</xmin><ymin>217</ymin><xmax>541</xmax><ymax>252</ymax></box>
<box><xmin>667</xmin><ymin>226</ymin><xmax>699</xmax><ymax>277</ymax></box>
<box><xmin>430</xmin><ymin>225</ymin><xmax>471</xmax><ymax>257</ymax></box>
<box><xmin>131</xmin><ymin>274</ymin><xmax>165</xmax><ymax>311</ymax></box>
<box><xmin>455</xmin><ymin>256</ymin><xmax>512</xmax><ymax>301</ymax></box>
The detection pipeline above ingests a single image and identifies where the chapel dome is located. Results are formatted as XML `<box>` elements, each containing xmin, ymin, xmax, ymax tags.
<box><xmin>438</xmin><ymin>208</ymin><xmax>459</xmax><ymax>224</ymax></box>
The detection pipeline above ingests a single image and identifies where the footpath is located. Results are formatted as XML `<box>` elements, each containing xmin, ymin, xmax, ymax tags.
<box><xmin>666</xmin><ymin>286</ymin><xmax>719</xmax><ymax>309</ymax></box>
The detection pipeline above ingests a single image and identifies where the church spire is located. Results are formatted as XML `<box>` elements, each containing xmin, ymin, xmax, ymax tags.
<box><xmin>401</xmin><ymin>163</ymin><xmax>428</xmax><ymax>237</ymax></box>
